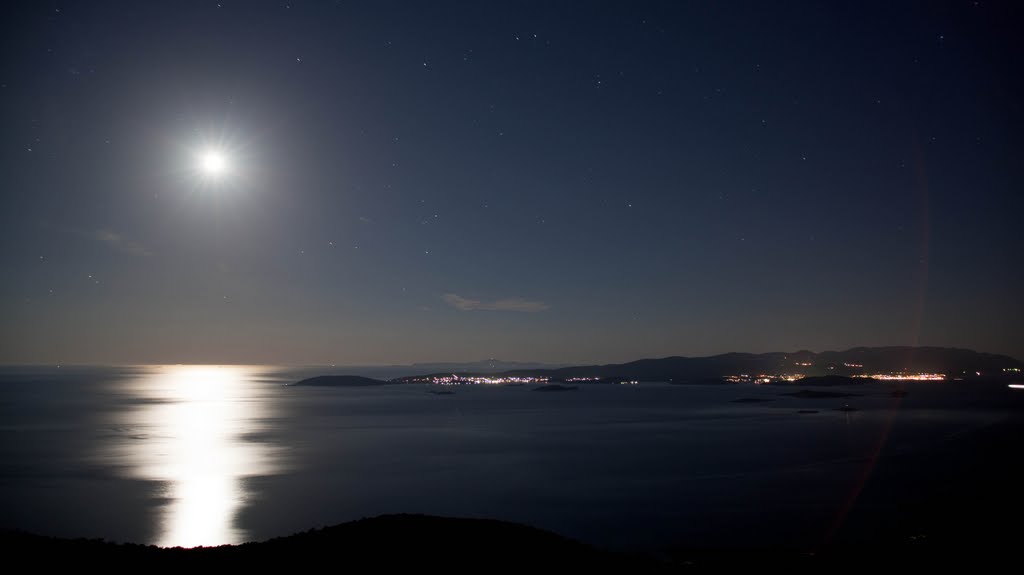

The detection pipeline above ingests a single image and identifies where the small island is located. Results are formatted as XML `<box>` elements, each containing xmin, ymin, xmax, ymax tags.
<box><xmin>792</xmin><ymin>375</ymin><xmax>868</xmax><ymax>386</ymax></box>
<box><xmin>532</xmin><ymin>384</ymin><xmax>579</xmax><ymax>392</ymax></box>
<box><xmin>783</xmin><ymin>389</ymin><xmax>861</xmax><ymax>399</ymax></box>
<box><xmin>291</xmin><ymin>375</ymin><xmax>392</xmax><ymax>387</ymax></box>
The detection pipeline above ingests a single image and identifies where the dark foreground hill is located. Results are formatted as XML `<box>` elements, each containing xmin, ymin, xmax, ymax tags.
<box><xmin>5</xmin><ymin>495</ymin><xmax>1023</xmax><ymax>572</ymax></box>
<box><xmin>1</xmin><ymin>515</ymin><xmax>645</xmax><ymax>571</ymax></box>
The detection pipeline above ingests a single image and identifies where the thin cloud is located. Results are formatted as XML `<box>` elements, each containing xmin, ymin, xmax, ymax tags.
<box><xmin>442</xmin><ymin>293</ymin><xmax>550</xmax><ymax>313</ymax></box>
<box><xmin>94</xmin><ymin>229</ymin><xmax>152</xmax><ymax>256</ymax></box>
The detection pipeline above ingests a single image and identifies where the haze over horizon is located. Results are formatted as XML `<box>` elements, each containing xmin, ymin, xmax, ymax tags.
<box><xmin>2</xmin><ymin>1</ymin><xmax>1021</xmax><ymax>366</ymax></box>
<box><xmin>3</xmin><ymin>344</ymin><xmax>1023</xmax><ymax>370</ymax></box>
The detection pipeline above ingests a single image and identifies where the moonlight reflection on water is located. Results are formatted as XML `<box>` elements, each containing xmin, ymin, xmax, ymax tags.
<box><xmin>114</xmin><ymin>366</ymin><xmax>280</xmax><ymax>548</ymax></box>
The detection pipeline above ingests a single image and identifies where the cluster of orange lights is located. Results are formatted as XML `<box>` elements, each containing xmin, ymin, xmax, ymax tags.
<box><xmin>724</xmin><ymin>374</ymin><xmax>804</xmax><ymax>384</ymax></box>
<box><xmin>855</xmin><ymin>373</ymin><xmax>945</xmax><ymax>381</ymax></box>
<box><xmin>409</xmin><ymin>374</ymin><xmax>550</xmax><ymax>385</ymax></box>
<box><xmin>724</xmin><ymin>372</ymin><xmax>949</xmax><ymax>383</ymax></box>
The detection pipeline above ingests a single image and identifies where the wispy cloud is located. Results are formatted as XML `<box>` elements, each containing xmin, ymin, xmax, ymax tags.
<box><xmin>442</xmin><ymin>293</ymin><xmax>550</xmax><ymax>313</ymax></box>
<box><xmin>93</xmin><ymin>228</ymin><xmax>152</xmax><ymax>256</ymax></box>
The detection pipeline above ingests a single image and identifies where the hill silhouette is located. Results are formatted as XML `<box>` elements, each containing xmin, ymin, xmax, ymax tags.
<box><xmin>394</xmin><ymin>347</ymin><xmax>1022</xmax><ymax>383</ymax></box>
<box><xmin>1</xmin><ymin>515</ymin><xmax>643</xmax><ymax>570</ymax></box>
<box><xmin>292</xmin><ymin>375</ymin><xmax>392</xmax><ymax>387</ymax></box>
<box><xmin>4</xmin><ymin>508</ymin><xmax>1020</xmax><ymax>571</ymax></box>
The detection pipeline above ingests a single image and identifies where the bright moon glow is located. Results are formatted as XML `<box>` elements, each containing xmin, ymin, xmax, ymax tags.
<box><xmin>199</xmin><ymin>149</ymin><xmax>229</xmax><ymax>177</ymax></box>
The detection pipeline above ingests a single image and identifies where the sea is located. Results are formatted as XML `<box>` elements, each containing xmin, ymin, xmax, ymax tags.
<box><xmin>1</xmin><ymin>364</ymin><xmax>1021</xmax><ymax>551</ymax></box>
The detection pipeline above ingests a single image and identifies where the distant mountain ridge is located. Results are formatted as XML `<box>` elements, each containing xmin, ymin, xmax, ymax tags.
<box><xmin>407</xmin><ymin>358</ymin><xmax>567</xmax><ymax>372</ymax></box>
<box><xmin>396</xmin><ymin>347</ymin><xmax>1024</xmax><ymax>383</ymax></box>
<box><xmin>294</xmin><ymin>359</ymin><xmax>568</xmax><ymax>381</ymax></box>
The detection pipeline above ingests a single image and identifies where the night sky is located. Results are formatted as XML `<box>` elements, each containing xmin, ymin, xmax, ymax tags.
<box><xmin>2</xmin><ymin>1</ymin><xmax>1021</xmax><ymax>366</ymax></box>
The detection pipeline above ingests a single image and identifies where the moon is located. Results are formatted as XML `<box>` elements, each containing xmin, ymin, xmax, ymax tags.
<box><xmin>198</xmin><ymin>149</ymin><xmax>229</xmax><ymax>178</ymax></box>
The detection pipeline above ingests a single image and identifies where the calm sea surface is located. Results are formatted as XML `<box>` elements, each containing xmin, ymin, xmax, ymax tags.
<box><xmin>1</xmin><ymin>365</ymin><xmax>1020</xmax><ymax>550</ymax></box>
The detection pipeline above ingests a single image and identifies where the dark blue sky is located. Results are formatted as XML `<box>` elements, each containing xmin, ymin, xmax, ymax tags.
<box><xmin>2</xmin><ymin>1</ymin><xmax>1021</xmax><ymax>365</ymax></box>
